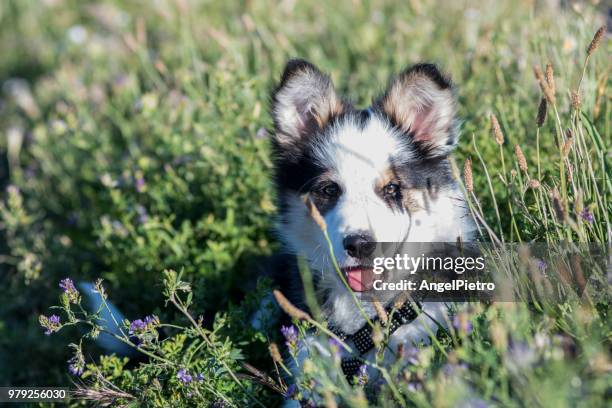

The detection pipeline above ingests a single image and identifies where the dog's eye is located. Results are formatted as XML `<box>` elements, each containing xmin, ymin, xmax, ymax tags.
<box><xmin>321</xmin><ymin>183</ymin><xmax>341</xmax><ymax>198</ymax></box>
<box><xmin>383</xmin><ymin>183</ymin><xmax>400</xmax><ymax>197</ymax></box>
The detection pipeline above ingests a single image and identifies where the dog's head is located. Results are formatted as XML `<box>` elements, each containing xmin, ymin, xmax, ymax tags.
<box><xmin>271</xmin><ymin>60</ymin><xmax>474</xmax><ymax>293</ymax></box>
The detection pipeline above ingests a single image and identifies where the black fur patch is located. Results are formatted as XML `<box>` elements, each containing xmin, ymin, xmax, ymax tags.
<box><xmin>400</xmin><ymin>63</ymin><xmax>452</xmax><ymax>90</ymax></box>
<box><xmin>277</xmin><ymin>59</ymin><xmax>320</xmax><ymax>89</ymax></box>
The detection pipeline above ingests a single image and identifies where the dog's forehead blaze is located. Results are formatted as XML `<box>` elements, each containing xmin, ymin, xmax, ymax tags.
<box><xmin>318</xmin><ymin>117</ymin><xmax>402</xmax><ymax>177</ymax></box>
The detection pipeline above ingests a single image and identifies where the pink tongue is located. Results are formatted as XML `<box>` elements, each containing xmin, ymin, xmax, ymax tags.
<box><xmin>346</xmin><ymin>268</ymin><xmax>374</xmax><ymax>292</ymax></box>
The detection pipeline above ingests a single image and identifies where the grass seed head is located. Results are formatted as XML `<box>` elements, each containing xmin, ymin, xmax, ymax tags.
<box><xmin>490</xmin><ymin>114</ymin><xmax>504</xmax><ymax>145</ymax></box>
<box><xmin>528</xmin><ymin>179</ymin><xmax>541</xmax><ymax>189</ymax></box>
<box><xmin>536</xmin><ymin>97</ymin><xmax>547</xmax><ymax>127</ymax></box>
<box><xmin>551</xmin><ymin>188</ymin><xmax>566</xmax><ymax>223</ymax></box>
<box><xmin>393</xmin><ymin>291</ymin><xmax>409</xmax><ymax>310</ymax></box>
<box><xmin>268</xmin><ymin>342</ymin><xmax>282</xmax><ymax>363</ymax></box>
<box><xmin>545</xmin><ymin>63</ymin><xmax>555</xmax><ymax>96</ymax></box>
<box><xmin>464</xmin><ymin>157</ymin><xmax>473</xmax><ymax>193</ymax></box>
<box><xmin>273</xmin><ymin>289</ymin><xmax>311</xmax><ymax>321</ymax></box>
<box><xmin>372</xmin><ymin>296</ymin><xmax>388</xmax><ymax>325</ymax></box>
<box><xmin>533</xmin><ymin>65</ymin><xmax>556</xmax><ymax>104</ymax></box>
<box><xmin>514</xmin><ymin>145</ymin><xmax>528</xmax><ymax>172</ymax></box>
<box><xmin>571</xmin><ymin>90</ymin><xmax>582</xmax><ymax>110</ymax></box>
<box><xmin>587</xmin><ymin>25</ymin><xmax>606</xmax><ymax>56</ymax></box>
<box><xmin>372</xmin><ymin>322</ymin><xmax>384</xmax><ymax>347</ymax></box>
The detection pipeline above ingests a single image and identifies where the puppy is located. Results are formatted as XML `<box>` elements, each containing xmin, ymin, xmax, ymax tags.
<box><xmin>267</xmin><ymin>59</ymin><xmax>476</xmax><ymax>403</ymax></box>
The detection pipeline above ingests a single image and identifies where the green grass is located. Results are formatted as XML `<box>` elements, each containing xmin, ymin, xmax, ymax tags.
<box><xmin>0</xmin><ymin>0</ymin><xmax>609</xmax><ymax>406</ymax></box>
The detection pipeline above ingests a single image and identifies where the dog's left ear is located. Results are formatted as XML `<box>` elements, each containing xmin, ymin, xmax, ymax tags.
<box><xmin>377</xmin><ymin>63</ymin><xmax>458</xmax><ymax>157</ymax></box>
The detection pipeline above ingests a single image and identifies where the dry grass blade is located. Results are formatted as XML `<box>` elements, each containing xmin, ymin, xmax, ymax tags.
<box><xmin>303</xmin><ymin>195</ymin><xmax>327</xmax><ymax>231</ymax></box>
<box><xmin>241</xmin><ymin>362</ymin><xmax>284</xmax><ymax>393</ymax></box>
<box><xmin>562</xmin><ymin>138</ymin><xmax>573</xmax><ymax>158</ymax></box>
<box><xmin>236</xmin><ymin>372</ymin><xmax>284</xmax><ymax>394</ymax></box>
<box><xmin>72</xmin><ymin>384</ymin><xmax>135</xmax><ymax>407</ymax></box>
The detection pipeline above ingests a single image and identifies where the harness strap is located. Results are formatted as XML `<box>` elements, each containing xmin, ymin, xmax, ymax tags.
<box><xmin>330</xmin><ymin>299</ymin><xmax>422</xmax><ymax>382</ymax></box>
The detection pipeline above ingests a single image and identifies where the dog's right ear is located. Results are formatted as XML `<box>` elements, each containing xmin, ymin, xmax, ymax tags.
<box><xmin>272</xmin><ymin>59</ymin><xmax>344</xmax><ymax>150</ymax></box>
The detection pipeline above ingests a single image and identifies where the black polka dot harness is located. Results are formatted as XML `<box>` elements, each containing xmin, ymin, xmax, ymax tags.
<box><xmin>329</xmin><ymin>299</ymin><xmax>422</xmax><ymax>382</ymax></box>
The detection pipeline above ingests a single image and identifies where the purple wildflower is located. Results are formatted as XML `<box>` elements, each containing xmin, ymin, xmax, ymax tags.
<box><xmin>67</xmin><ymin>346</ymin><xmax>85</xmax><ymax>377</ymax></box>
<box><xmin>129</xmin><ymin>315</ymin><xmax>159</xmax><ymax>336</ymax></box>
<box><xmin>68</xmin><ymin>362</ymin><xmax>84</xmax><ymax>376</ymax></box>
<box><xmin>59</xmin><ymin>278</ymin><xmax>75</xmax><ymax>292</ymax></box>
<box><xmin>580</xmin><ymin>208</ymin><xmax>594</xmax><ymax>223</ymax></box>
<box><xmin>356</xmin><ymin>364</ymin><xmax>369</xmax><ymax>386</ymax></box>
<box><xmin>283</xmin><ymin>383</ymin><xmax>296</xmax><ymax>399</ymax></box>
<box><xmin>196</xmin><ymin>373</ymin><xmax>205</xmax><ymax>381</ymax></box>
<box><xmin>281</xmin><ymin>325</ymin><xmax>298</xmax><ymax>349</ymax></box>
<box><xmin>129</xmin><ymin>319</ymin><xmax>146</xmax><ymax>335</ymax></box>
<box><xmin>59</xmin><ymin>278</ymin><xmax>80</xmax><ymax>304</ymax></box>
<box><xmin>40</xmin><ymin>314</ymin><xmax>61</xmax><ymax>335</ymax></box>
<box><xmin>535</xmin><ymin>259</ymin><xmax>547</xmax><ymax>272</ymax></box>
<box><xmin>177</xmin><ymin>368</ymin><xmax>193</xmax><ymax>384</ymax></box>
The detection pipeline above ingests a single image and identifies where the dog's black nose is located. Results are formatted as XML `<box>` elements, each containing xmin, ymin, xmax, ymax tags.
<box><xmin>343</xmin><ymin>233</ymin><xmax>375</xmax><ymax>258</ymax></box>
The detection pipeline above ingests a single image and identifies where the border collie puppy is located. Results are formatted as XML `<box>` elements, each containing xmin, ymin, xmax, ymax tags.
<box><xmin>268</xmin><ymin>59</ymin><xmax>477</xmax><ymax>398</ymax></box>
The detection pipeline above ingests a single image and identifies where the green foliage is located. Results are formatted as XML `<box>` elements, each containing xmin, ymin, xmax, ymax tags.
<box><xmin>0</xmin><ymin>0</ymin><xmax>609</xmax><ymax>406</ymax></box>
